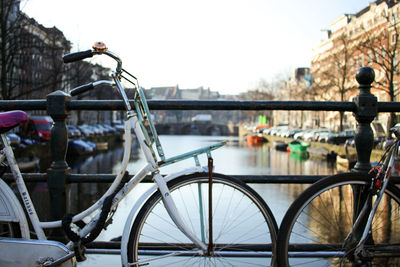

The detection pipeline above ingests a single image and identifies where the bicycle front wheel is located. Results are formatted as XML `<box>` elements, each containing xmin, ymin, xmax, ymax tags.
<box><xmin>277</xmin><ymin>172</ymin><xmax>400</xmax><ymax>267</ymax></box>
<box><xmin>127</xmin><ymin>173</ymin><xmax>278</xmax><ymax>266</ymax></box>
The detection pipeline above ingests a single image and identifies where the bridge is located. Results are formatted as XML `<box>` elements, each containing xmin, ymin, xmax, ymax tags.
<box><xmin>155</xmin><ymin>121</ymin><xmax>238</xmax><ymax>136</ymax></box>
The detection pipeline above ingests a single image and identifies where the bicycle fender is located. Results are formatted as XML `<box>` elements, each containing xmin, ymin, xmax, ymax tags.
<box><xmin>0</xmin><ymin>178</ymin><xmax>30</xmax><ymax>238</ymax></box>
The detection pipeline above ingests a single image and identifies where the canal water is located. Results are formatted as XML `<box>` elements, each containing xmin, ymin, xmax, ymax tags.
<box><xmin>32</xmin><ymin>135</ymin><xmax>339</xmax><ymax>266</ymax></box>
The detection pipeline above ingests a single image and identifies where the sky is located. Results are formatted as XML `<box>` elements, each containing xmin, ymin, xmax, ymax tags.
<box><xmin>21</xmin><ymin>0</ymin><xmax>372</xmax><ymax>95</ymax></box>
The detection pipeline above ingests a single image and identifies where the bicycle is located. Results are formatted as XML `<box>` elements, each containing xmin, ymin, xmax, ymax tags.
<box><xmin>0</xmin><ymin>42</ymin><xmax>278</xmax><ymax>266</ymax></box>
<box><xmin>277</xmin><ymin>126</ymin><xmax>400</xmax><ymax>266</ymax></box>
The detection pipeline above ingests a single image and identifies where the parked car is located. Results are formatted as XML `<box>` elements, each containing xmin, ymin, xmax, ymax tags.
<box><xmin>67</xmin><ymin>125</ymin><xmax>81</xmax><ymax>138</ymax></box>
<box><xmin>78</xmin><ymin>125</ymin><xmax>95</xmax><ymax>137</ymax></box>
<box><xmin>94</xmin><ymin>124</ymin><xmax>108</xmax><ymax>135</ymax></box>
<box><xmin>294</xmin><ymin>129</ymin><xmax>312</xmax><ymax>140</ymax></box>
<box><xmin>270</xmin><ymin>126</ymin><xmax>288</xmax><ymax>137</ymax></box>
<box><xmin>286</xmin><ymin>129</ymin><xmax>302</xmax><ymax>138</ymax></box>
<box><xmin>20</xmin><ymin>116</ymin><xmax>53</xmax><ymax>141</ymax></box>
<box><xmin>102</xmin><ymin>124</ymin><xmax>117</xmax><ymax>134</ymax></box>
<box><xmin>327</xmin><ymin>130</ymin><xmax>355</xmax><ymax>145</ymax></box>
<box><xmin>263</xmin><ymin>127</ymin><xmax>274</xmax><ymax>135</ymax></box>
<box><xmin>318</xmin><ymin>132</ymin><xmax>334</xmax><ymax>143</ymax></box>
<box><xmin>88</xmin><ymin>125</ymin><xmax>103</xmax><ymax>136</ymax></box>
<box><xmin>112</xmin><ymin>122</ymin><xmax>125</xmax><ymax>133</ymax></box>
<box><xmin>314</xmin><ymin>129</ymin><xmax>332</xmax><ymax>142</ymax></box>
<box><xmin>303</xmin><ymin>129</ymin><xmax>324</xmax><ymax>142</ymax></box>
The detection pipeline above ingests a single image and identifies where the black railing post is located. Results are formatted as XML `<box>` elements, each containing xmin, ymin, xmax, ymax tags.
<box><xmin>352</xmin><ymin>67</ymin><xmax>377</xmax><ymax>173</ymax></box>
<box><xmin>46</xmin><ymin>90</ymin><xmax>71</xmax><ymax>240</ymax></box>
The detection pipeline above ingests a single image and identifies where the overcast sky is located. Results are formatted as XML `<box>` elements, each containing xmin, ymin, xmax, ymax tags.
<box><xmin>21</xmin><ymin>0</ymin><xmax>372</xmax><ymax>95</ymax></box>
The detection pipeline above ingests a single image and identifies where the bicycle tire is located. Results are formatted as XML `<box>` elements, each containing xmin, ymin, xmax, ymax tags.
<box><xmin>0</xmin><ymin>221</ymin><xmax>22</xmax><ymax>237</ymax></box>
<box><xmin>127</xmin><ymin>172</ymin><xmax>278</xmax><ymax>266</ymax></box>
<box><xmin>277</xmin><ymin>172</ymin><xmax>400</xmax><ymax>267</ymax></box>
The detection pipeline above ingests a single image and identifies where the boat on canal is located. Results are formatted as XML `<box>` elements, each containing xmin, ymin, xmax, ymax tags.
<box><xmin>246</xmin><ymin>134</ymin><xmax>267</xmax><ymax>145</ymax></box>
<box><xmin>288</xmin><ymin>140</ymin><xmax>310</xmax><ymax>153</ymax></box>
<box><xmin>273</xmin><ymin>141</ymin><xmax>288</xmax><ymax>151</ymax></box>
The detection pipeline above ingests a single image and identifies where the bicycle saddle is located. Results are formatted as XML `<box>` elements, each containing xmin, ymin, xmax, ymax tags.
<box><xmin>0</xmin><ymin>110</ymin><xmax>28</xmax><ymax>133</ymax></box>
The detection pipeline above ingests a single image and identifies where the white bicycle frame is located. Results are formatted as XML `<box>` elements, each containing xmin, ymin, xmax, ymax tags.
<box><xmin>0</xmin><ymin>47</ymin><xmax>225</xmax><ymax>266</ymax></box>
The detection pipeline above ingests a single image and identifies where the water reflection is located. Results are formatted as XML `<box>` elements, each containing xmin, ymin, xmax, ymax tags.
<box><xmin>31</xmin><ymin>136</ymin><xmax>337</xmax><ymax>236</ymax></box>
<box><xmin>287</xmin><ymin>180</ymin><xmax>400</xmax><ymax>266</ymax></box>
<box><xmin>25</xmin><ymin>135</ymin><xmax>396</xmax><ymax>267</ymax></box>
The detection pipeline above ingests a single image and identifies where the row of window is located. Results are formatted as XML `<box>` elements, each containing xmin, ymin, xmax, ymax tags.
<box><xmin>349</xmin><ymin>45</ymin><xmax>391</xmax><ymax>72</ymax></box>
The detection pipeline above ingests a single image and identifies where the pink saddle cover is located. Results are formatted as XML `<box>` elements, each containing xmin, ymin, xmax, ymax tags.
<box><xmin>0</xmin><ymin>110</ymin><xmax>28</xmax><ymax>129</ymax></box>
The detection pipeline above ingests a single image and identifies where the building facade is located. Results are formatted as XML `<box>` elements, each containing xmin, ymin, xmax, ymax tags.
<box><xmin>311</xmin><ymin>0</ymin><xmax>400</xmax><ymax>132</ymax></box>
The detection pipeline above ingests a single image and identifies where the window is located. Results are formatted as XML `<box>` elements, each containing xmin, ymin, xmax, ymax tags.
<box><xmin>368</xmin><ymin>51</ymin><xmax>373</xmax><ymax>65</ymax></box>
<box><xmin>391</xmin><ymin>32</ymin><xmax>397</xmax><ymax>45</ymax></box>
<box><xmin>375</xmin><ymin>49</ymin><xmax>380</xmax><ymax>63</ymax></box>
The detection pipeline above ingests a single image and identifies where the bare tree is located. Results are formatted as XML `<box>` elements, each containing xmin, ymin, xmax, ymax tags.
<box><xmin>358</xmin><ymin>6</ymin><xmax>400</xmax><ymax>136</ymax></box>
<box><xmin>13</xmin><ymin>19</ymin><xmax>71</xmax><ymax>100</ymax></box>
<box><xmin>66</xmin><ymin>60</ymin><xmax>93</xmax><ymax>124</ymax></box>
<box><xmin>0</xmin><ymin>0</ymin><xmax>24</xmax><ymax>99</ymax></box>
<box><xmin>0</xmin><ymin>2</ymin><xmax>72</xmax><ymax>100</ymax></box>
<box><xmin>312</xmin><ymin>33</ymin><xmax>357</xmax><ymax>131</ymax></box>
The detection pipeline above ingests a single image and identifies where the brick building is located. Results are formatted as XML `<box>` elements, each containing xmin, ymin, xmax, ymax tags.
<box><xmin>311</xmin><ymin>0</ymin><xmax>400</xmax><ymax>132</ymax></box>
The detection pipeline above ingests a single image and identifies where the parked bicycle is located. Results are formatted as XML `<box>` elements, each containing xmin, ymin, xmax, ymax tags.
<box><xmin>0</xmin><ymin>42</ymin><xmax>278</xmax><ymax>266</ymax></box>
<box><xmin>277</xmin><ymin>126</ymin><xmax>400</xmax><ymax>266</ymax></box>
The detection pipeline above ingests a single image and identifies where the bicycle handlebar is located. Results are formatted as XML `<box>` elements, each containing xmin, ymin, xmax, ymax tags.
<box><xmin>63</xmin><ymin>50</ymin><xmax>93</xmax><ymax>63</ymax></box>
<box><xmin>63</xmin><ymin>44</ymin><xmax>122</xmax><ymax>74</ymax></box>
<box><xmin>63</xmin><ymin>42</ymin><xmax>124</xmax><ymax>96</ymax></box>
<box><xmin>70</xmin><ymin>83</ymin><xmax>94</xmax><ymax>96</ymax></box>
<box><xmin>69</xmin><ymin>80</ymin><xmax>115</xmax><ymax>96</ymax></box>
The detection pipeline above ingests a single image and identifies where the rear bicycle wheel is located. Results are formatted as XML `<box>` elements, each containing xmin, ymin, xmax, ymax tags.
<box><xmin>277</xmin><ymin>172</ymin><xmax>400</xmax><ymax>266</ymax></box>
<box><xmin>128</xmin><ymin>173</ymin><xmax>278</xmax><ymax>266</ymax></box>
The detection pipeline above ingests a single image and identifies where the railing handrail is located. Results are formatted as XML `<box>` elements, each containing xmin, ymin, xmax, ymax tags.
<box><xmin>0</xmin><ymin>99</ymin><xmax>399</xmax><ymax>113</ymax></box>
<box><xmin>3</xmin><ymin>173</ymin><xmax>400</xmax><ymax>184</ymax></box>
<box><xmin>0</xmin><ymin>66</ymin><xmax>395</xmax><ymax>233</ymax></box>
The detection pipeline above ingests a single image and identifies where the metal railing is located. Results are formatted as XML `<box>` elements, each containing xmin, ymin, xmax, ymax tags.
<box><xmin>2</xmin><ymin>66</ymin><xmax>400</xmax><ymax>244</ymax></box>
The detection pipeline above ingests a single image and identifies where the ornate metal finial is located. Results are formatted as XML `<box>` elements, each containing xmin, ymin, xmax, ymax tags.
<box><xmin>356</xmin><ymin>66</ymin><xmax>375</xmax><ymax>86</ymax></box>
